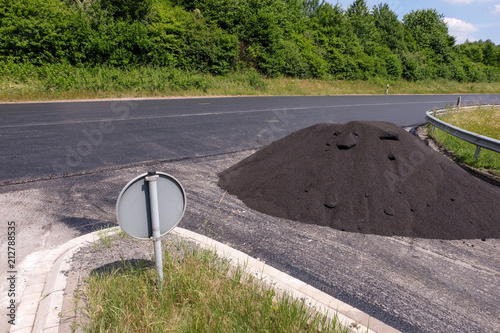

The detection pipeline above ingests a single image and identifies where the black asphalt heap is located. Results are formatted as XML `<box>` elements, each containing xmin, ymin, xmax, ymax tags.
<box><xmin>219</xmin><ymin>121</ymin><xmax>500</xmax><ymax>239</ymax></box>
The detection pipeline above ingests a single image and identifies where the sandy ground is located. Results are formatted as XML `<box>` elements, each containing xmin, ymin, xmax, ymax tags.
<box><xmin>1</xmin><ymin>134</ymin><xmax>500</xmax><ymax>332</ymax></box>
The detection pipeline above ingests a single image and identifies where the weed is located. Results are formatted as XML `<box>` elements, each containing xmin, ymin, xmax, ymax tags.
<box><xmin>82</xmin><ymin>241</ymin><xmax>350</xmax><ymax>333</ymax></box>
<box><xmin>202</xmin><ymin>190</ymin><xmax>227</xmax><ymax>236</ymax></box>
<box><xmin>94</xmin><ymin>228</ymin><xmax>114</xmax><ymax>249</ymax></box>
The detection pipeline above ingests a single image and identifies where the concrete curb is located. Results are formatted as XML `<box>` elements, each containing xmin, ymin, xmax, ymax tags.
<box><xmin>15</xmin><ymin>227</ymin><xmax>400</xmax><ymax>333</ymax></box>
<box><xmin>171</xmin><ymin>228</ymin><xmax>400</xmax><ymax>333</ymax></box>
<box><xmin>12</xmin><ymin>231</ymin><xmax>107</xmax><ymax>333</ymax></box>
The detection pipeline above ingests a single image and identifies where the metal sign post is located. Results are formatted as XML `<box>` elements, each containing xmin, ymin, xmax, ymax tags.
<box><xmin>117</xmin><ymin>171</ymin><xmax>186</xmax><ymax>289</ymax></box>
<box><xmin>145</xmin><ymin>172</ymin><xmax>164</xmax><ymax>286</ymax></box>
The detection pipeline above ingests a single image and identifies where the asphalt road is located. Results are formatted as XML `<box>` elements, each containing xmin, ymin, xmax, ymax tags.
<box><xmin>1</xmin><ymin>94</ymin><xmax>500</xmax><ymax>332</ymax></box>
<box><xmin>2</xmin><ymin>94</ymin><xmax>499</xmax><ymax>184</ymax></box>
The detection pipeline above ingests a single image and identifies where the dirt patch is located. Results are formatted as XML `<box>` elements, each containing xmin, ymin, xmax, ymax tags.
<box><xmin>218</xmin><ymin>121</ymin><xmax>500</xmax><ymax>240</ymax></box>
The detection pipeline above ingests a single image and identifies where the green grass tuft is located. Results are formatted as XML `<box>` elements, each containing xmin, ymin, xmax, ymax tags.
<box><xmin>82</xmin><ymin>240</ymin><xmax>349</xmax><ymax>333</ymax></box>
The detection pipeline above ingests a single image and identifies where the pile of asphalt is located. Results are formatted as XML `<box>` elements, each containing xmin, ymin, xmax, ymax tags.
<box><xmin>218</xmin><ymin>121</ymin><xmax>500</xmax><ymax>239</ymax></box>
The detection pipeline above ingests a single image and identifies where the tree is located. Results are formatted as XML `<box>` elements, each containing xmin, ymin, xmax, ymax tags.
<box><xmin>403</xmin><ymin>9</ymin><xmax>454</xmax><ymax>61</ymax></box>
<box><xmin>98</xmin><ymin>0</ymin><xmax>153</xmax><ymax>22</ymax></box>
<box><xmin>303</xmin><ymin>0</ymin><xmax>323</xmax><ymax>18</ymax></box>
<box><xmin>373</xmin><ymin>3</ymin><xmax>406</xmax><ymax>53</ymax></box>
<box><xmin>0</xmin><ymin>0</ymin><xmax>93</xmax><ymax>65</ymax></box>
<box><xmin>309</xmin><ymin>2</ymin><xmax>364</xmax><ymax>79</ymax></box>
<box><xmin>182</xmin><ymin>17</ymin><xmax>238</xmax><ymax>75</ymax></box>
<box><xmin>346</xmin><ymin>0</ymin><xmax>379</xmax><ymax>53</ymax></box>
<box><xmin>480</xmin><ymin>40</ymin><xmax>499</xmax><ymax>67</ymax></box>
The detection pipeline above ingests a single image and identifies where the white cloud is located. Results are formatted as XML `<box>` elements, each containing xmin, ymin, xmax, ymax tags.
<box><xmin>493</xmin><ymin>4</ymin><xmax>500</xmax><ymax>15</ymax></box>
<box><xmin>444</xmin><ymin>17</ymin><xmax>479</xmax><ymax>43</ymax></box>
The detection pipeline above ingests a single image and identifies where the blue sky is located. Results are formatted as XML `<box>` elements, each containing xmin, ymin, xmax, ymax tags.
<box><xmin>331</xmin><ymin>0</ymin><xmax>500</xmax><ymax>45</ymax></box>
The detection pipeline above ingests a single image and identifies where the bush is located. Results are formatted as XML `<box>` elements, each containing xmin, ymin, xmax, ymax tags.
<box><xmin>259</xmin><ymin>39</ymin><xmax>310</xmax><ymax>78</ymax></box>
<box><xmin>182</xmin><ymin>17</ymin><xmax>238</xmax><ymax>75</ymax></box>
<box><xmin>0</xmin><ymin>0</ymin><xmax>90</xmax><ymax>65</ymax></box>
<box><xmin>1</xmin><ymin>0</ymin><xmax>500</xmax><ymax>83</ymax></box>
<box><xmin>382</xmin><ymin>52</ymin><xmax>403</xmax><ymax>80</ymax></box>
<box><xmin>402</xmin><ymin>52</ymin><xmax>431</xmax><ymax>81</ymax></box>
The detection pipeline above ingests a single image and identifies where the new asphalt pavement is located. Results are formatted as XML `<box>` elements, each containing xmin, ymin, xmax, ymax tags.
<box><xmin>1</xmin><ymin>94</ymin><xmax>500</xmax><ymax>332</ymax></box>
<box><xmin>2</xmin><ymin>94</ymin><xmax>499</xmax><ymax>184</ymax></box>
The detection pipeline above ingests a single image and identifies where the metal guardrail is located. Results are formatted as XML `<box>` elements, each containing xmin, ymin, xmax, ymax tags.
<box><xmin>425</xmin><ymin>104</ymin><xmax>500</xmax><ymax>158</ymax></box>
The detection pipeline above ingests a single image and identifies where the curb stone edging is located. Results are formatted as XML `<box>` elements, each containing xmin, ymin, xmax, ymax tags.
<box><xmin>171</xmin><ymin>228</ymin><xmax>399</xmax><ymax>333</ymax></box>
<box><xmin>16</xmin><ymin>226</ymin><xmax>400</xmax><ymax>333</ymax></box>
<box><xmin>12</xmin><ymin>230</ymin><xmax>115</xmax><ymax>333</ymax></box>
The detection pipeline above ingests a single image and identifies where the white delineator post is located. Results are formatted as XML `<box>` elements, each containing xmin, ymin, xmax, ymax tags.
<box><xmin>145</xmin><ymin>171</ymin><xmax>164</xmax><ymax>287</ymax></box>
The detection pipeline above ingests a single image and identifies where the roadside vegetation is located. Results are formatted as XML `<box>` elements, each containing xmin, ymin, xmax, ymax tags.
<box><xmin>2</xmin><ymin>64</ymin><xmax>500</xmax><ymax>101</ymax></box>
<box><xmin>80</xmin><ymin>239</ymin><xmax>349</xmax><ymax>333</ymax></box>
<box><xmin>1</xmin><ymin>0</ymin><xmax>500</xmax><ymax>101</ymax></box>
<box><xmin>429</xmin><ymin>106</ymin><xmax>500</xmax><ymax>176</ymax></box>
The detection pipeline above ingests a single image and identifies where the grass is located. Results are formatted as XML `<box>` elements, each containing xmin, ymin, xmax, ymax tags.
<box><xmin>429</xmin><ymin>105</ymin><xmax>500</xmax><ymax>176</ymax></box>
<box><xmin>80</xmin><ymin>239</ymin><xmax>350</xmax><ymax>333</ymax></box>
<box><xmin>94</xmin><ymin>228</ymin><xmax>113</xmax><ymax>249</ymax></box>
<box><xmin>1</xmin><ymin>62</ymin><xmax>500</xmax><ymax>102</ymax></box>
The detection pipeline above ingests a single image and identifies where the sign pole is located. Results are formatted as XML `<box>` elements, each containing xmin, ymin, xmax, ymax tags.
<box><xmin>117</xmin><ymin>171</ymin><xmax>186</xmax><ymax>289</ymax></box>
<box><xmin>145</xmin><ymin>171</ymin><xmax>164</xmax><ymax>288</ymax></box>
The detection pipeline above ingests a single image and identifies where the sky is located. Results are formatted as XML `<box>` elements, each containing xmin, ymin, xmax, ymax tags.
<box><xmin>332</xmin><ymin>0</ymin><xmax>500</xmax><ymax>45</ymax></box>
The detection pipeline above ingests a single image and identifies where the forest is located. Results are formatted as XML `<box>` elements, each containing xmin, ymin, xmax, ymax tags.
<box><xmin>1</xmin><ymin>0</ymin><xmax>500</xmax><ymax>83</ymax></box>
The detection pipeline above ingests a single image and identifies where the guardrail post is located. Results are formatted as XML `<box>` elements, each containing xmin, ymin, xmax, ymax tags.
<box><xmin>474</xmin><ymin>146</ymin><xmax>482</xmax><ymax>159</ymax></box>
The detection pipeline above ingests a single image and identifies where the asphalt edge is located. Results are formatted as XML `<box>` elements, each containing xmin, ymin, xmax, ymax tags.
<box><xmin>15</xmin><ymin>227</ymin><xmax>401</xmax><ymax>333</ymax></box>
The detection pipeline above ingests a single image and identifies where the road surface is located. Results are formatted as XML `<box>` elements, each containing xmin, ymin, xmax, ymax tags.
<box><xmin>2</xmin><ymin>94</ymin><xmax>499</xmax><ymax>183</ymax></box>
<box><xmin>1</xmin><ymin>94</ymin><xmax>499</xmax><ymax>332</ymax></box>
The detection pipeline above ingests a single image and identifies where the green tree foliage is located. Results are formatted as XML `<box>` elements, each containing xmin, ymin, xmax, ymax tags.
<box><xmin>347</xmin><ymin>0</ymin><xmax>379</xmax><ymax>53</ymax></box>
<box><xmin>373</xmin><ymin>3</ymin><xmax>406</xmax><ymax>53</ymax></box>
<box><xmin>403</xmin><ymin>9</ymin><xmax>455</xmax><ymax>66</ymax></box>
<box><xmin>0</xmin><ymin>0</ymin><xmax>499</xmax><ymax>82</ymax></box>
<box><xmin>309</xmin><ymin>2</ymin><xmax>361</xmax><ymax>79</ymax></box>
<box><xmin>182</xmin><ymin>15</ymin><xmax>238</xmax><ymax>75</ymax></box>
<box><xmin>458</xmin><ymin>40</ymin><xmax>500</xmax><ymax>67</ymax></box>
<box><xmin>98</xmin><ymin>0</ymin><xmax>154</xmax><ymax>22</ymax></box>
<box><xmin>0</xmin><ymin>0</ymin><xmax>90</xmax><ymax>65</ymax></box>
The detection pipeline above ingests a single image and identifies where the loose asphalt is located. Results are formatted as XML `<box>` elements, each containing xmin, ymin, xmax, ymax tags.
<box><xmin>3</xmin><ymin>148</ymin><xmax>499</xmax><ymax>333</ymax></box>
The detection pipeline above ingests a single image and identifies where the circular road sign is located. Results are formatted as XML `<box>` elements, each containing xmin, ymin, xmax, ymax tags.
<box><xmin>116</xmin><ymin>172</ymin><xmax>186</xmax><ymax>240</ymax></box>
